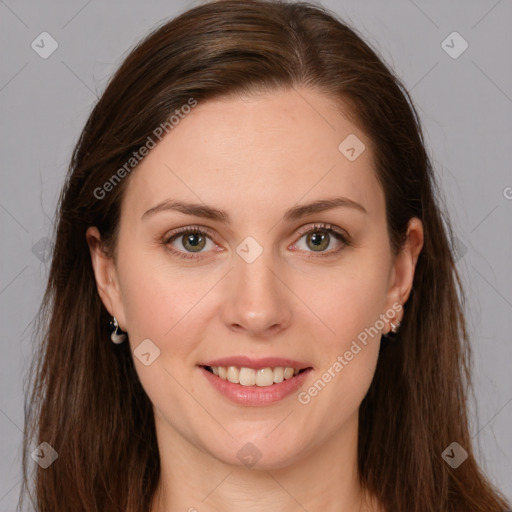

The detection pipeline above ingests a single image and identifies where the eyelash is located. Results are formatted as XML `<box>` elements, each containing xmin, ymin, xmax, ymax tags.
<box><xmin>163</xmin><ymin>223</ymin><xmax>350</xmax><ymax>260</ymax></box>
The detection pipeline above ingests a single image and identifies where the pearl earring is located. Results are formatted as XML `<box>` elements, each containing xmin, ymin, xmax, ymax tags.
<box><xmin>110</xmin><ymin>316</ymin><xmax>127</xmax><ymax>344</ymax></box>
<box><xmin>383</xmin><ymin>318</ymin><xmax>401</xmax><ymax>339</ymax></box>
<box><xmin>390</xmin><ymin>319</ymin><xmax>401</xmax><ymax>333</ymax></box>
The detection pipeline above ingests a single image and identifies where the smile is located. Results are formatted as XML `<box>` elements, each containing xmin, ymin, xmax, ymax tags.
<box><xmin>203</xmin><ymin>365</ymin><xmax>308</xmax><ymax>387</ymax></box>
<box><xmin>198</xmin><ymin>357</ymin><xmax>313</xmax><ymax>406</ymax></box>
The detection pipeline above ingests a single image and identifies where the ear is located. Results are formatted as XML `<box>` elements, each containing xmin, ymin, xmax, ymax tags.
<box><xmin>85</xmin><ymin>226</ymin><xmax>127</xmax><ymax>331</ymax></box>
<box><xmin>383</xmin><ymin>217</ymin><xmax>424</xmax><ymax>332</ymax></box>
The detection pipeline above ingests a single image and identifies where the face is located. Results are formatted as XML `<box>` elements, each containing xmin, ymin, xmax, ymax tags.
<box><xmin>88</xmin><ymin>87</ymin><xmax>423</xmax><ymax>469</ymax></box>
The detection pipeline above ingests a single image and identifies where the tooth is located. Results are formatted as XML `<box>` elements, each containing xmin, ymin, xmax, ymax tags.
<box><xmin>283</xmin><ymin>367</ymin><xmax>294</xmax><ymax>380</ymax></box>
<box><xmin>209</xmin><ymin>364</ymin><xmax>303</xmax><ymax>385</ymax></box>
<box><xmin>239</xmin><ymin>367</ymin><xmax>256</xmax><ymax>386</ymax></box>
<box><xmin>273</xmin><ymin>367</ymin><xmax>284</xmax><ymax>383</ymax></box>
<box><xmin>256</xmin><ymin>368</ymin><xmax>274</xmax><ymax>386</ymax></box>
<box><xmin>227</xmin><ymin>366</ymin><xmax>240</xmax><ymax>384</ymax></box>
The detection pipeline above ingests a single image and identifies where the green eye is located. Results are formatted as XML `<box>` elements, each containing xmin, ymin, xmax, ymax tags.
<box><xmin>164</xmin><ymin>227</ymin><xmax>216</xmax><ymax>259</ymax></box>
<box><xmin>292</xmin><ymin>224</ymin><xmax>349</xmax><ymax>257</ymax></box>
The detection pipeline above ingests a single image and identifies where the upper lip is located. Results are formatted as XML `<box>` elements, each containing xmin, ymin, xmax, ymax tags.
<box><xmin>200</xmin><ymin>356</ymin><xmax>312</xmax><ymax>370</ymax></box>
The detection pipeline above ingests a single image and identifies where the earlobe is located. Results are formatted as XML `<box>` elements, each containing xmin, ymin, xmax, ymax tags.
<box><xmin>85</xmin><ymin>226</ymin><xmax>126</xmax><ymax>328</ymax></box>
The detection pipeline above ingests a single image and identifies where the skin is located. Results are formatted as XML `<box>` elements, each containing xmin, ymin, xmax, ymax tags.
<box><xmin>87</xmin><ymin>87</ymin><xmax>423</xmax><ymax>512</ymax></box>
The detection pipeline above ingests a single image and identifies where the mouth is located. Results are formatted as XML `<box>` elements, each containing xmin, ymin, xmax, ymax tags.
<box><xmin>201</xmin><ymin>365</ymin><xmax>311</xmax><ymax>387</ymax></box>
<box><xmin>198</xmin><ymin>356</ymin><xmax>313</xmax><ymax>405</ymax></box>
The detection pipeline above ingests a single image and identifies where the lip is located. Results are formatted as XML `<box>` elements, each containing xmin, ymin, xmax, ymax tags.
<box><xmin>200</xmin><ymin>356</ymin><xmax>312</xmax><ymax>370</ymax></box>
<box><xmin>198</xmin><ymin>365</ymin><xmax>313</xmax><ymax>406</ymax></box>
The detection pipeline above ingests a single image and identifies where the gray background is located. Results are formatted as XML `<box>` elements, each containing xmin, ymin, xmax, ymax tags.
<box><xmin>1</xmin><ymin>0</ymin><xmax>511</xmax><ymax>509</ymax></box>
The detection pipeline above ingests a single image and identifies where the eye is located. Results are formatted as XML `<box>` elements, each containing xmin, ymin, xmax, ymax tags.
<box><xmin>163</xmin><ymin>223</ymin><xmax>350</xmax><ymax>260</ymax></box>
<box><xmin>290</xmin><ymin>223</ymin><xmax>349</xmax><ymax>257</ymax></box>
<box><xmin>164</xmin><ymin>226</ymin><xmax>218</xmax><ymax>259</ymax></box>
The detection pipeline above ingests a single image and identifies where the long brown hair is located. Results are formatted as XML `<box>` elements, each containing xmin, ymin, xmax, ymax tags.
<box><xmin>20</xmin><ymin>1</ymin><xmax>511</xmax><ymax>511</ymax></box>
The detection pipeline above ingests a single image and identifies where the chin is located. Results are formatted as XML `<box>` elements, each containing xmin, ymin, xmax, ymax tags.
<box><xmin>206</xmin><ymin>434</ymin><xmax>307</xmax><ymax>471</ymax></box>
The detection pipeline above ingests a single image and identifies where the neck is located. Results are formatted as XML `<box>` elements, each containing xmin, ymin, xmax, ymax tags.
<box><xmin>150</xmin><ymin>411</ymin><xmax>380</xmax><ymax>512</ymax></box>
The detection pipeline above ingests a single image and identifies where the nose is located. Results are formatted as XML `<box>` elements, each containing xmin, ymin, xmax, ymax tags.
<box><xmin>220</xmin><ymin>250</ymin><xmax>293</xmax><ymax>339</ymax></box>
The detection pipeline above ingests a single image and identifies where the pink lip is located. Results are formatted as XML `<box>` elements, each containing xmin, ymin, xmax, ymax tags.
<box><xmin>199</xmin><ymin>366</ymin><xmax>313</xmax><ymax>406</ymax></box>
<box><xmin>200</xmin><ymin>356</ymin><xmax>312</xmax><ymax>370</ymax></box>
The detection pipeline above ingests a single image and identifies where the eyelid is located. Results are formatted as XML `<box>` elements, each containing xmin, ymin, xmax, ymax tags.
<box><xmin>164</xmin><ymin>223</ymin><xmax>347</xmax><ymax>242</ymax></box>
<box><xmin>293</xmin><ymin>222</ymin><xmax>347</xmax><ymax>240</ymax></box>
<box><xmin>163</xmin><ymin>224</ymin><xmax>217</xmax><ymax>243</ymax></box>
<box><xmin>288</xmin><ymin>223</ymin><xmax>350</xmax><ymax>257</ymax></box>
<box><xmin>162</xmin><ymin>222</ymin><xmax>349</xmax><ymax>259</ymax></box>
<box><xmin>162</xmin><ymin>225</ymin><xmax>222</xmax><ymax>260</ymax></box>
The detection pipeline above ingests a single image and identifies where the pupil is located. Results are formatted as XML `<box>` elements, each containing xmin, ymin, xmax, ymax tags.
<box><xmin>309</xmin><ymin>231</ymin><xmax>328</xmax><ymax>251</ymax></box>
<box><xmin>185</xmin><ymin>233</ymin><xmax>205</xmax><ymax>251</ymax></box>
<box><xmin>188</xmin><ymin>234</ymin><xmax>201</xmax><ymax>246</ymax></box>
<box><xmin>312</xmin><ymin>233</ymin><xmax>324</xmax><ymax>245</ymax></box>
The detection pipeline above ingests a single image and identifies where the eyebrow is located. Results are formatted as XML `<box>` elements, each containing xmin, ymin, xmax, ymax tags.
<box><xmin>141</xmin><ymin>196</ymin><xmax>368</xmax><ymax>222</ymax></box>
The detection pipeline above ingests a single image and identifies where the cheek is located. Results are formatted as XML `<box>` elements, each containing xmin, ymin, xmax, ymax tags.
<box><xmin>116</xmin><ymin>251</ymin><xmax>215</xmax><ymax>355</ymax></box>
<box><xmin>294</xmin><ymin>315</ymin><xmax>381</xmax><ymax>449</ymax></box>
<box><xmin>310</xmin><ymin>343</ymin><xmax>380</xmax><ymax>433</ymax></box>
<box><xmin>298</xmin><ymin>257</ymin><xmax>389</xmax><ymax>343</ymax></box>
<box><xmin>298</xmin><ymin>276</ymin><xmax>383</xmax><ymax>431</ymax></box>
<box><xmin>292</xmin><ymin>250</ymin><xmax>388</xmax><ymax>408</ymax></box>
<box><xmin>116</xmin><ymin>254</ymin><xmax>213</xmax><ymax>415</ymax></box>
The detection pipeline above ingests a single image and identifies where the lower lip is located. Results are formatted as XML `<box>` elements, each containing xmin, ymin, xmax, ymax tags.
<box><xmin>199</xmin><ymin>366</ymin><xmax>312</xmax><ymax>406</ymax></box>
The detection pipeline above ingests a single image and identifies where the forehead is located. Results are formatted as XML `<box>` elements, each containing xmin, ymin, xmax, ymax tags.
<box><xmin>121</xmin><ymin>87</ymin><xmax>384</xmax><ymax>224</ymax></box>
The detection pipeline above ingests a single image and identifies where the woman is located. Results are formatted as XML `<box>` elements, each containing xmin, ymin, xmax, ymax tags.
<box><xmin>20</xmin><ymin>0</ymin><xmax>511</xmax><ymax>511</ymax></box>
